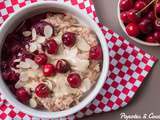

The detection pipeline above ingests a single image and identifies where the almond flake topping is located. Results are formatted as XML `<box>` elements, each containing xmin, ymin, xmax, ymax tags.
<box><xmin>44</xmin><ymin>25</ymin><xmax>53</xmax><ymax>38</ymax></box>
<box><xmin>23</xmin><ymin>31</ymin><xmax>31</xmax><ymax>37</ymax></box>
<box><xmin>32</xmin><ymin>28</ymin><xmax>37</xmax><ymax>40</ymax></box>
<box><xmin>77</xmin><ymin>38</ymin><xmax>90</xmax><ymax>51</ymax></box>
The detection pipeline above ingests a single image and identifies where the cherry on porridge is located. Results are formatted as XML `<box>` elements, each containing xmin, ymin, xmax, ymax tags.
<box><xmin>67</xmin><ymin>73</ymin><xmax>81</xmax><ymax>88</ymax></box>
<box><xmin>16</xmin><ymin>87</ymin><xmax>30</xmax><ymax>103</ymax></box>
<box><xmin>34</xmin><ymin>53</ymin><xmax>48</xmax><ymax>65</ymax></box>
<box><xmin>62</xmin><ymin>32</ymin><xmax>76</xmax><ymax>47</ymax></box>
<box><xmin>35</xmin><ymin>83</ymin><xmax>50</xmax><ymax>98</ymax></box>
<box><xmin>46</xmin><ymin>39</ymin><xmax>59</xmax><ymax>54</ymax></box>
<box><xmin>56</xmin><ymin>59</ymin><xmax>70</xmax><ymax>73</ymax></box>
<box><xmin>43</xmin><ymin>63</ymin><xmax>56</xmax><ymax>76</ymax></box>
<box><xmin>89</xmin><ymin>45</ymin><xmax>103</xmax><ymax>60</ymax></box>
<box><xmin>1</xmin><ymin>12</ymin><xmax>103</xmax><ymax>111</ymax></box>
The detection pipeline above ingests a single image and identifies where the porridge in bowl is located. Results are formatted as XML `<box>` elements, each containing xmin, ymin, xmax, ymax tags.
<box><xmin>1</xmin><ymin>12</ymin><xmax>103</xmax><ymax>111</ymax></box>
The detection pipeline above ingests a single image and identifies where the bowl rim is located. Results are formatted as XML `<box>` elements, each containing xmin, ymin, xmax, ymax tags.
<box><xmin>117</xmin><ymin>0</ymin><xmax>160</xmax><ymax>47</ymax></box>
<box><xmin>0</xmin><ymin>1</ymin><xmax>109</xmax><ymax>119</ymax></box>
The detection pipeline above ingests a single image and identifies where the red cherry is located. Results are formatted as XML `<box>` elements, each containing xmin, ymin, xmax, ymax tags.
<box><xmin>2</xmin><ymin>71</ymin><xmax>19</xmax><ymax>84</ymax></box>
<box><xmin>43</xmin><ymin>63</ymin><xmax>56</xmax><ymax>76</ymax></box>
<box><xmin>138</xmin><ymin>18</ymin><xmax>152</xmax><ymax>33</ymax></box>
<box><xmin>134</xmin><ymin>1</ymin><xmax>146</xmax><ymax>11</ymax></box>
<box><xmin>120</xmin><ymin>0</ymin><xmax>133</xmax><ymax>11</ymax></box>
<box><xmin>16</xmin><ymin>87</ymin><xmax>30</xmax><ymax>103</ymax></box>
<box><xmin>145</xmin><ymin>35</ymin><xmax>157</xmax><ymax>43</ymax></box>
<box><xmin>34</xmin><ymin>53</ymin><xmax>47</xmax><ymax>65</ymax></box>
<box><xmin>46</xmin><ymin>40</ymin><xmax>58</xmax><ymax>54</ymax></box>
<box><xmin>153</xmin><ymin>31</ymin><xmax>160</xmax><ymax>42</ymax></box>
<box><xmin>35</xmin><ymin>83</ymin><xmax>49</xmax><ymax>98</ymax></box>
<box><xmin>156</xmin><ymin>2</ymin><xmax>160</xmax><ymax>16</ymax></box>
<box><xmin>127</xmin><ymin>10</ymin><xmax>141</xmax><ymax>23</ymax></box>
<box><xmin>89</xmin><ymin>45</ymin><xmax>103</xmax><ymax>60</ymax></box>
<box><xmin>62</xmin><ymin>32</ymin><xmax>76</xmax><ymax>47</ymax></box>
<box><xmin>56</xmin><ymin>59</ymin><xmax>70</xmax><ymax>73</ymax></box>
<box><xmin>120</xmin><ymin>12</ymin><xmax>129</xmax><ymax>23</ymax></box>
<box><xmin>126</xmin><ymin>23</ymin><xmax>140</xmax><ymax>37</ymax></box>
<box><xmin>146</xmin><ymin>11</ymin><xmax>155</xmax><ymax>21</ymax></box>
<box><xmin>67</xmin><ymin>73</ymin><xmax>81</xmax><ymax>88</ymax></box>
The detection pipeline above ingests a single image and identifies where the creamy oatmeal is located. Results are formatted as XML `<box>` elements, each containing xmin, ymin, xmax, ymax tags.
<box><xmin>1</xmin><ymin>12</ymin><xmax>103</xmax><ymax>111</ymax></box>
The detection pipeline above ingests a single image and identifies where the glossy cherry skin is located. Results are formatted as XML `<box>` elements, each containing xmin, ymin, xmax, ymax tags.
<box><xmin>156</xmin><ymin>2</ymin><xmax>160</xmax><ymax>16</ymax></box>
<box><xmin>146</xmin><ymin>11</ymin><xmax>155</xmax><ymax>21</ymax></box>
<box><xmin>16</xmin><ymin>87</ymin><xmax>30</xmax><ymax>103</ymax></box>
<box><xmin>67</xmin><ymin>73</ymin><xmax>81</xmax><ymax>88</ymax></box>
<box><xmin>46</xmin><ymin>39</ymin><xmax>59</xmax><ymax>54</ymax></box>
<box><xmin>89</xmin><ymin>45</ymin><xmax>103</xmax><ymax>60</ymax></box>
<box><xmin>2</xmin><ymin>71</ymin><xmax>19</xmax><ymax>84</ymax></box>
<box><xmin>145</xmin><ymin>35</ymin><xmax>157</xmax><ymax>43</ymax></box>
<box><xmin>120</xmin><ymin>0</ymin><xmax>133</xmax><ymax>11</ymax></box>
<box><xmin>62</xmin><ymin>32</ymin><xmax>76</xmax><ymax>47</ymax></box>
<box><xmin>34</xmin><ymin>53</ymin><xmax>48</xmax><ymax>65</ymax></box>
<box><xmin>35</xmin><ymin>83</ymin><xmax>49</xmax><ymax>98</ymax></box>
<box><xmin>153</xmin><ymin>31</ymin><xmax>160</xmax><ymax>42</ymax></box>
<box><xmin>56</xmin><ymin>59</ymin><xmax>70</xmax><ymax>73</ymax></box>
<box><xmin>138</xmin><ymin>18</ymin><xmax>152</xmax><ymax>33</ymax></box>
<box><xmin>120</xmin><ymin>12</ymin><xmax>129</xmax><ymax>24</ymax></box>
<box><xmin>43</xmin><ymin>63</ymin><xmax>56</xmax><ymax>76</ymax></box>
<box><xmin>126</xmin><ymin>23</ymin><xmax>140</xmax><ymax>37</ymax></box>
<box><xmin>134</xmin><ymin>0</ymin><xmax>146</xmax><ymax>11</ymax></box>
<box><xmin>127</xmin><ymin>10</ymin><xmax>141</xmax><ymax>23</ymax></box>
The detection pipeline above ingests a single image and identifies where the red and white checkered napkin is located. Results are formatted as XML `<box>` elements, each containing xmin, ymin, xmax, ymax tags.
<box><xmin>0</xmin><ymin>0</ymin><xmax>158</xmax><ymax>119</ymax></box>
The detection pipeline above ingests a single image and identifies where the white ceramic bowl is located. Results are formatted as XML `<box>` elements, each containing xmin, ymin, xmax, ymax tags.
<box><xmin>117</xmin><ymin>0</ymin><xmax>160</xmax><ymax>46</ymax></box>
<box><xmin>0</xmin><ymin>1</ymin><xmax>109</xmax><ymax>119</ymax></box>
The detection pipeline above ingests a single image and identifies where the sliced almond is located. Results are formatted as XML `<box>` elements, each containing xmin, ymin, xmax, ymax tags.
<box><xmin>44</xmin><ymin>25</ymin><xmax>53</xmax><ymax>38</ymax></box>
<box><xmin>25</xmin><ymin>58</ymin><xmax>39</xmax><ymax>70</ymax></box>
<box><xmin>25</xmin><ymin>44</ymin><xmax>29</xmax><ymax>50</ymax></box>
<box><xmin>18</xmin><ymin>61</ymin><xmax>30</xmax><ymax>69</ymax></box>
<box><xmin>94</xmin><ymin>64</ymin><xmax>100</xmax><ymax>72</ymax></box>
<box><xmin>22</xmin><ymin>31</ymin><xmax>31</xmax><ymax>37</ymax></box>
<box><xmin>71</xmin><ymin>59</ymin><xmax>89</xmax><ymax>72</ymax></box>
<box><xmin>77</xmin><ymin>52</ymin><xmax>89</xmax><ymax>59</ymax></box>
<box><xmin>14</xmin><ymin>58</ymin><xmax>21</xmax><ymax>63</ymax></box>
<box><xmin>37</xmin><ymin>36</ymin><xmax>46</xmax><ymax>43</ymax></box>
<box><xmin>32</xmin><ymin>28</ymin><xmax>37</xmax><ymax>40</ymax></box>
<box><xmin>44</xmin><ymin>80</ymin><xmax>55</xmax><ymax>90</ymax></box>
<box><xmin>80</xmin><ymin>78</ymin><xmax>91</xmax><ymax>92</ymax></box>
<box><xmin>29</xmin><ymin>43</ymin><xmax>37</xmax><ymax>52</ymax></box>
<box><xmin>77</xmin><ymin>38</ymin><xmax>90</xmax><ymax>51</ymax></box>
<box><xmin>29</xmin><ymin>98</ymin><xmax>37</xmax><ymax>108</ymax></box>
<box><xmin>18</xmin><ymin>53</ymin><xmax>22</xmax><ymax>57</ymax></box>
<box><xmin>20</xmin><ymin>72</ymin><xmax>29</xmax><ymax>81</ymax></box>
<box><xmin>54</xmin><ymin>34</ymin><xmax>62</xmax><ymax>45</ymax></box>
<box><xmin>15</xmin><ymin>80</ymin><xmax>24</xmax><ymax>89</ymax></box>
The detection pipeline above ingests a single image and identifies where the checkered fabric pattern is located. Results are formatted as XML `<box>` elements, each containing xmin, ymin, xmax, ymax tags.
<box><xmin>0</xmin><ymin>0</ymin><xmax>158</xmax><ymax>119</ymax></box>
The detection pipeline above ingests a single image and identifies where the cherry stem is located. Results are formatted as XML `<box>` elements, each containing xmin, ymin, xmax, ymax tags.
<box><xmin>154</xmin><ymin>0</ymin><xmax>160</xmax><ymax>21</ymax></box>
<box><xmin>136</xmin><ymin>0</ymin><xmax>156</xmax><ymax>15</ymax></box>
